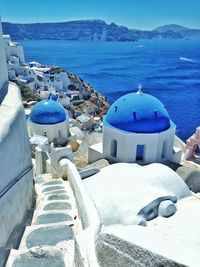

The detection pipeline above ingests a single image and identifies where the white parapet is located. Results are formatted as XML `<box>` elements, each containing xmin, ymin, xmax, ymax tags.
<box><xmin>63</xmin><ymin>159</ymin><xmax>101</xmax><ymax>266</ymax></box>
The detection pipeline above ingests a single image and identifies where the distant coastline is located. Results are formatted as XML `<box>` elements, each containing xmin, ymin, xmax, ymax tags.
<box><xmin>2</xmin><ymin>20</ymin><xmax>200</xmax><ymax>41</ymax></box>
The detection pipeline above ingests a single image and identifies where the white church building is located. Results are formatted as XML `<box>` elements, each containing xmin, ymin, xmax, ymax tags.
<box><xmin>89</xmin><ymin>87</ymin><xmax>182</xmax><ymax>164</ymax></box>
<box><xmin>28</xmin><ymin>94</ymin><xmax>69</xmax><ymax>142</ymax></box>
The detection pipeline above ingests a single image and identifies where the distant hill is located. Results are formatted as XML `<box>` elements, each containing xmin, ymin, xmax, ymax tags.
<box><xmin>2</xmin><ymin>20</ymin><xmax>137</xmax><ymax>41</ymax></box>
<box><xmin>2</xmin><ymin>20</ymin><xmax>200</xmax><ymax>41</ymax></box>
<box><xmin>154</xmin><ymin>24</ymin><xmax>190</xmax><ymax>33</ymax></box>
<box><xmin>153</xmin><ymin>24</ymin><xmax>200</xmax><ymax>39</ymax></box>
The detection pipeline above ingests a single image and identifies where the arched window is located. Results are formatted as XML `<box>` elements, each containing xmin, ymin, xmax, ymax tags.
<box><xmin>111</xmin><ymin>139</ymin><xmax>117</xmax><ymax>158</ymax></box>
<box><xmin>136</xmin><ymin>145</ymin><xmax>145</xmax><ymax>161</ymax></box>
<box><xmin>162</xmin><ymin>140</ymin><xmax>167</xmax><ymax>158</ymax></box>
<box><xmin>194</xmin><ymin>144</ymin><xmax>200</xmax><ymax>156</ymax></box>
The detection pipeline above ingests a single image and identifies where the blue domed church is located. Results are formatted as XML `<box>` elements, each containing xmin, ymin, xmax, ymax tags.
<box><xmin>28</xmin><ymin>95</ymin><xmax>69</xmax><ymax>142</ymax></box>
<box><xmin>89</xmin><ymin>87</ymin><xmax>182</xmax><ymax>164</ymax></box>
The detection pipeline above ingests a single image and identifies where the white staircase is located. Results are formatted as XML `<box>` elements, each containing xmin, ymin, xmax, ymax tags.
<box><xmin>5</xmin><ymin>174</ymin><xmax>80</xmax><ymax>267</ymax></box>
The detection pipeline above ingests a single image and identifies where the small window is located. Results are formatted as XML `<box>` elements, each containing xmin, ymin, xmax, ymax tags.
<box><xmin>111</xmin><ymin>139</ymin><xmax>117</xmax><ymax>158</ymax></box>
<box><xmin>50</xmin><ymin>76</ymin><xmax>54</xmax><ymax>82</ymax></box>
<box><xmin>136</xmin><ymin>145</ymin><xmax>145</xmax><ymax>161</ymax></box>
<box><xmin>162</xmin><ymin>141</ymin><xmax>167</xmax><ymax>158</ymax></box>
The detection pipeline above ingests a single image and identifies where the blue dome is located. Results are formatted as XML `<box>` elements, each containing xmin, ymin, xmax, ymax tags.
<box><xmin>30</xmin><ymin>99</ymin><xmax>67</xmax><ymax>125</ymax></box>
<box><xmin>105</xmin><ymin>93</ymin><xmax>170</xmax><ymax>133</ymax></box>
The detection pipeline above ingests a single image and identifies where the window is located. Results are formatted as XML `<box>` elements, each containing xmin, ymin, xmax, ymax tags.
<box><xmin>136</xmin><ymin>145</ymin><xmax>145</xmax><ymax>161</ymax></box>
<box><xmin>162</xmin><ymin>141</ymin><xmax>167</xmax><ymax>158</ymax></box>
<box><xmin>111</xmin><ymin>139</ymin><xmax>117</xmax><ymax>158</ymax></box>
<box><xmin>50</xmin><ymin>76</ymin><xmax>54</xmax><ymax>82</ymax></box>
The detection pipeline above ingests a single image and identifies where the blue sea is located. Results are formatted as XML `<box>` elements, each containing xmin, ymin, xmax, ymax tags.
<box><xmin>19</xmin><ymin>39</ymin><xmax>200</xmax><ymax>141</ymax></box>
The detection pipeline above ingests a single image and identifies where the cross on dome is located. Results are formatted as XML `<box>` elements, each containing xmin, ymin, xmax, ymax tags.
<box><xmin>136</xmin><ymin>84</ymin><xmax>143</xmax><ymax>95</ymax></box>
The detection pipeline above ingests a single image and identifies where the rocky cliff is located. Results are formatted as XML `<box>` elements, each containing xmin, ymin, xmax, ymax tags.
<box><xmin>67</xmin><ymin>70</ymin><xmax>110</xmax><ymax>118</ymax></box>
<box><xmin>2</xmin><ymin>20</ymin><xmax>137</xmax><ymax>41</ymax></box>
<box><xmin>2</xmin><ymin>20</ymin><xmax>200</xmax><ymax>41</ymax></box>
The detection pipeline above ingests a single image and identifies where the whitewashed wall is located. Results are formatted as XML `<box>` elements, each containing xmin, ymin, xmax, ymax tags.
<box><xmin>9</xmin><ymin>44</ymin><xmax>25</xmax><ymax>64</ymax></box>
<box><xmin>0</xmin><ymin>83</ymin><xmax>33</xmax><ymax>246</ymax></box>
<box><xmin>0</xmin><ymin>23</ymin><xmax>8</xmax><ymax>102</ymax></box>
<box><xmin>28</xmin><ymin>119</ymin><xmax>69</xmax><ymax>142</ymax></box>
<box><xmin>103</xmin><ymin>122</ymin><xmax>177</xmax><ymax>164</ymax></box>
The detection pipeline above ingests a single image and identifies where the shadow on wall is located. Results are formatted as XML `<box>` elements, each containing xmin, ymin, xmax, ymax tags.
<box><xmin>0</xmin><ymin>82</ymin><xmax>8</xmax><ymax>103</ymax></box>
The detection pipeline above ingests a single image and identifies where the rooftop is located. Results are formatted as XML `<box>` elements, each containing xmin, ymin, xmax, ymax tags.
<box><xmin>105</xmin><ymin>92</ymin><xmax>170</xmax><ymax>133</ymax></box>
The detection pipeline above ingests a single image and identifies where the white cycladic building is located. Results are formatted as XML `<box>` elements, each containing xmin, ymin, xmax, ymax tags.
<box><xmin>89</xmin><ymin>90</ymin><xmax>182</xmax><ymax>164</ymax></box>
<box><xmin>41</xmin><ymin>71</ymin><xmax>71</xmax><ymax>92</ymax></box>
<box><xmin>28</xmin><ymin>96</ymin><xmax>69</xmax><ymax>142</ymax></box>
<box><xmin>3</xmin><ymin>34</ymin><xmax>71</xmax><ymax>94</ymax></box>
<box><xmin>3</xmin><ymin>34</ymin><xmax>25</xmax><ymax>80</ymax></box>
<box><xmin>3</xmin><ymin>34</ymin><xmax>25</xmax><ymax>64</ymax></box>
<box><xmin>0</xmin><ymin>24</ymin><xmax>8</xmax><ymax>100</ymax></box>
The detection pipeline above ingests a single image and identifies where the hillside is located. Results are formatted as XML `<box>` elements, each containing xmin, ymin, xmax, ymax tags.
<box><xmin>2</xmin><ymin>20</ymin><xmax>200</xmax><ymax>41</ymax></box>
<box><xmin>2</xmin><ymin>20</ymin><xmax>137</xmax><ymax>41</ymax></box>
<box><xmin>66</xmin><ymin>70</ymin><xmax>110</xmax><ymax>118</ymax></box>
<box><xmin>154</xmin><ymin>24</ymin><xmax>190</xmax><ymax>33</ymax></box>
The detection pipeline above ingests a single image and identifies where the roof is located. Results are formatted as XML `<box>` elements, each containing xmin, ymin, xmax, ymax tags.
<box><xmin>105</xmin><ymin>92</ymin><xmax>170</xmax><ymax>133</ymax></box>
<box><xmin>77</xmin><ymin>114</ymin><xmax>91</xmax><ymax>123</ymax></box>
<box><xmin>30</xmin><ymin>98</ymin><xmax>67</xmax><ymax>125</ymax></box>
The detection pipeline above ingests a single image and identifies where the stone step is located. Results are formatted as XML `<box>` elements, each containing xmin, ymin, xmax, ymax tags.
<box><xmin>19</xmin><ymin>223</ymin><xmax>74</xmax><ymax>250</ymax></box>
<box><xmin>35</xmin><ymin>200</ymin><xmax>72</xmax><ymax>211</ymax></box>
<box><xmin>47</xmin><ymin>193</ymin><xmax>69</xmax><ymax>201</ymax></box>
<box><xmin>35</xmin><ymin>182</ymin><xmax>66</xmax><ymax>195</ymax></box>
<box><xmin>4</xmin><ymin>174</ymin><xmax>77</xmax><ymax>267</ymax></box>
<box><xmin>43</xmin><ymin>179</ymin><xmax>64</xmax><ymax>186</ymax></box>
<box><xmin>42</xmin><ymin>185</ymin><xmax>66</xmax><ymax>194</ymax></box>
<box><xmin>32</xmin><ymin>210</ymin><xmax>74</xmax><ymax>225</ymax></box>
<box><xmin>34</xmin><ymin>178</ymin><xmax>69</xmax><ymax>202</ymax></box>
<box><xmin>34</xmin><ymin>178</ymin><xmax>72</xmax><ymax>210</ymax></box>
<box><xmin>35</xmin><ymin>190</ymin><xmax>70</xmax><ymax>207</ymax></box>
<box><xmin>6</xmin><ymin>243</ymin><xmax>74</xmax><ymax>267</ymax></box>
<box><xmin>44</xmin><ymin>189</ymin><xmax>69</xmax><ymax>196</ymax></box>
<box><xmin>34</xmin><ymin>174</ymin><xmax>53</xmax><ymax>184</ymax></box>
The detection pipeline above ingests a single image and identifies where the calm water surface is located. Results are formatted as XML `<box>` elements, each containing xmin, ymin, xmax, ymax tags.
<box><xmin>19</xmin><ymin>39</ymin><xmax>200</xmax><ymax>141</ymax></box>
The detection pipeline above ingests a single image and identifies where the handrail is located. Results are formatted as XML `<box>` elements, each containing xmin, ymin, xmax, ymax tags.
<box><xmin>0</xmin><ymin>165</ymin><xmax>33</xmax><ymax>198</ymax></box>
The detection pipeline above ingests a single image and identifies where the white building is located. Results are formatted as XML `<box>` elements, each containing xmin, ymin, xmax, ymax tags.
<box><xmin>0</xmin><ymin>25</ymin><xmax>8</xmax><ymax>100</ymax></box>
<box><xmin>3</xmin><ymin>35</ymin><xmax>71</xmax><ymax>97</ymax></box>
<box><xmin>3</xmin><ymin>35</ymin><xmax>25</xmax><ymax>64</ymax></box>
<box><xmin>3</xmin><ymin>34</ymin><xmax>25</xmax><ymax>80</ymax></box>
<box><xmin>28</xmin><ymin>95</ymin><xmax>69</xmax><ymax>142</ymax></box>
<box><xmin>23</xmin><ymin>66</ymin><xmax>71</xmax><ymax>93</ymax></box>
<box><xmin>76</xmin><ymin>114</ymin><xmax>94</xmax><ymax>130</ymax></box>
<box><xmin>89</xmin><ymin>88</ymin><xmax>182</xmax><ymax>164</ymax></box>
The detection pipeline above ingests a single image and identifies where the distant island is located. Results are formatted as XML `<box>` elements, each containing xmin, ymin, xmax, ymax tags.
<box><xmin>2</xmin><ymin>20</ymin><xmax>200</xmax><ymax>41</ymax></box>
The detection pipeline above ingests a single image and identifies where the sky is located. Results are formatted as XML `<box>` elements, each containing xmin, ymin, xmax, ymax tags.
<box><xmin>1</xmin><ymin>0</ymin><xmax>200</xmax><ymax>30</ymax></box>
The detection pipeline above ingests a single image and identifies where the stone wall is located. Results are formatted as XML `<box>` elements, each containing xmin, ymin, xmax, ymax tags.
<box><xmin>0</xmin><ymin>82</ymin><xmax>33</xmax><ymax>246</ymax></box>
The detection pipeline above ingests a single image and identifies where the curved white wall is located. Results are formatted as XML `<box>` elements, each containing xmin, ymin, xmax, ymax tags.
<box><xmin>103</xmin><ymin>122</ymin><xmax>176</xmax><ymax>164</ymax></box>
<box><xmin>28</xmin><ymin>119</ymin><xmax>69</xmax><ymax>142</ymax></box>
